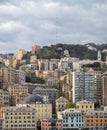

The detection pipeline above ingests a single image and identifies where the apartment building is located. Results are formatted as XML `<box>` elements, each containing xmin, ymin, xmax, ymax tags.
<box><xmin>94</xmin><ymin>71</ymin><xmax>102</xmax><ymax>105</ymax></box>
<box><xmin>0</xmin><ymin>66</ymin><xmax>23</xmax><ymax>87</ymax></box>
<box><xmin>72</xmin><ymin>71</ymin><xmax>95</xmax><ymax>103</ymax></box>
<box><xmin>33</xmin><ymin>88</ymin><xmax>59</xmax><ymax>103</ymax></box>
<box><xmin>32</xmin><ymin>45</ymin><xmax>41</xmax><ymax>54</ymax></box>
<box><xmin>57</xmin><ymin>107</ymin><xmax>107</xmax><ymax>130</ymax></box>
<box><xmin>38</xmin><ymin>59</ymin><xmax>50</xmax><ymax>71</ymax></box>
<box><xmin>62</xmin><ymin>83</ymin><xmax>72</xmax><ymax>101</ymax></box>
<box><xmin>58</xmin><ymin>108</ymin><xmax>85</xmax><ymax>130</ymax></box>
<box><xmin>8</xmin><ymin>84</ymin><xmax>28</xmax><ymax>106</ymax></box>
<box><xmin>56</xmin><ymin>96</ymin><xmax>68</xmax><ymax>112</ymax></box>
<box><xmin>0</xmin><ymin>89</ymin><xmax>9</xmax><ymax>105</ymax></box>
<box><xmin>85</xmin><ymin>111</ymin><xmax>107</xmax><ymax>130</ymax></box>
<box><xmin>41</xmin><ymin>118</ymin><xmax>62</xmax><ymax>130</ymax></box>
<box><xmin>14</xmin><ymin>49</ymin><xmax>27</xmax><ymax>60</ymax></box>
<box><xmin>2</xmin><ymin>67</ymin><xmax>15</xmax><ymax>86</ymax></box>
<box><xmin>102</xmin><ymin>71</ymin><xmax>107</xmax><ymax>106</ymax></box>
<box><xmin>33</xmin><ymin>88</ymin><xmax>59</xmax><ymax>113</ymax></box>
<box><xmin>10</xmin><ymin>93</ymin><xmax>30</xmax><ymax>106</ymax></box>
<box><xmin>15</xmin><ymin>70</ymin><xmax>25</xmax><ymax>84</ymax></box>
<box><xmin>17</xmin><ymin>94</ymin><xmax>52</xmax><ymax>121</ymax></box>
<box><xmin>58</xmin><ymin>57</ymin><xmax>79</xmax><ymax>71</ymax></box>
<box><xmin>76</xmin><ymin>100</ymin><xmax>94</xmax><ymax>112</ymax></box>
<box><xmin>8</xmin><ymin>84</ymin><xmax>28</xmax><ymax>95</ymax></box>
<box><xmin>3</xmin><ymin>106</ymin><xmax>36</xmax><ymax>130</ymax></box>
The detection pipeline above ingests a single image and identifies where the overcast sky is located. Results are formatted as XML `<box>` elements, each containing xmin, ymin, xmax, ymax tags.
<box><xmin>0</xmin><ymin>0</ymin><xmax>107</xmax><ymax>53</ymax></box>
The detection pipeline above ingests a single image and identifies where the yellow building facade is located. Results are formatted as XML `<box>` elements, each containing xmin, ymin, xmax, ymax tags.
<box><xmin>17</xmin><ymin>94</ymin><xmax>52</xmax><ymax>120</ymax></box>
<box><xmin>17</xmin><ymin>103</ymin><xmax>52</xmax><ymax>120</ymax></box>
<box><xmin>76</xmin><ymin>100</ymin><xmax>94</xmax><ymax>112</ymax></box>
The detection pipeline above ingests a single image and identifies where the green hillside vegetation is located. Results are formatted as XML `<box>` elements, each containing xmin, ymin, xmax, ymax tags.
<box><xmin>37</xmin><ymin>44</ymin><xmax>97</xmax><ymax>60</ymax></box>
<box><xmin>22</xmin><ymin>43</ymin><xmax>107</xmax><ymax>61</ymax></box>
<box><xmin>66</xmin><ymin>101</ymin><xmax>76</xmax><ymax>108</ymax></box>
<box><xmin>25</xmin><ymin>72</ymin><xmax>45</xmax><ymax>84</ymax></box>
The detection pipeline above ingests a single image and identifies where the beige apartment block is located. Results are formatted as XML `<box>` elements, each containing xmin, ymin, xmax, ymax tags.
<box><xmin>10</xmin><ymin>93</ymin><xmax>30</xmax><ymax>106</ymax></box>
<box><xmin>3</xmin><ymin>106</ymin><xmax>36</xmax><ymax>130</ymax></box>
<box><xmin>8</xmin><ymin>84</ymin><xmax>28</xmax><ymax>95</ymax></box>
<box><xmin>14</xmin><ymin>49</ymin><xmax>27</xmax><ymax>60</ymax></box>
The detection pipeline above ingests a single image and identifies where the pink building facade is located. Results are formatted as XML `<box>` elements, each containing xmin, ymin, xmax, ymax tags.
<box><xmin>41</xmin><ymin>118</ymin><xmax>62</xmax><ymax>130</ymax></box>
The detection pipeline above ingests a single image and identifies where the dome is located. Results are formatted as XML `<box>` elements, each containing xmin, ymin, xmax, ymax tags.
<box><xmin>25</xmin><ymin>94</ymin><xmax>44</xmax><ymax>104</ymax></box>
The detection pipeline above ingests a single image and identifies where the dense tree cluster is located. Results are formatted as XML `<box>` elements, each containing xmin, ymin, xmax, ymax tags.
<box><xmin>25</xmin><ymin>72</ymin><xmax>45</xmax><ymax>84</ymax></box>
<box><xmin>22</xmin><ymin>43</ymin><xmax>107</xmax><ymax>61</ymax></box>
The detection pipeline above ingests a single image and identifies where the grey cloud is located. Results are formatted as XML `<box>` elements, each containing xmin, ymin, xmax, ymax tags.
<box><xmin>0</xmin><ymin>0</ymin><xmax>107</xmax><ymax>53</ymax></box>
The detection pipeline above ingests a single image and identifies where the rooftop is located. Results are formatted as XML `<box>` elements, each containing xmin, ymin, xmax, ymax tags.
<box><xmin>19</xmin><ymin>94</ymin><xmax>45</xmax><ymax>104</ymax></box>
<box><xmin>4</xmin><ymin>106</ymin><xmax>35</xmax><ymax>112</ymax></box>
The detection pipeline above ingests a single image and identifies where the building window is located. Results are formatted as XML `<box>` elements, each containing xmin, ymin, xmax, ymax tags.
<box><xmin>11</xmin><ymin>125</ymin><xmax>13</xmax><ymax>127</ymax></box>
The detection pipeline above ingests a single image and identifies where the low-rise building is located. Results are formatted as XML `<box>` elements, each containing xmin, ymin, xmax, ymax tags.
<box><xmin>41</xmin><ymin>118</ymin><xmax>62</xmax><ymax>130</ymax></box>
<box><xmin>58</xmin><ymin>108</ymin><xmax>85</xmax><ymax>130</ymax></box>
<box><xmin>85</xmin><ymin>111</ymin><xmax>107</xmax><ymax>130</ymax></box>
<box><xmin>76</xmin><ymin>100</ymin><xmax>94</xmax><ymax>112</ymax></box>
<box><xmin>56</xmin><ymin>96</ymin><xmax>68</xmax><ymax>112</ymax></box>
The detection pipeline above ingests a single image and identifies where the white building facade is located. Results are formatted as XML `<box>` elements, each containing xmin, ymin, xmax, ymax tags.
<box><xmin>58</xmin><ymin>108</ymin><xmax>85</xmax><ymax>130</ymax></box>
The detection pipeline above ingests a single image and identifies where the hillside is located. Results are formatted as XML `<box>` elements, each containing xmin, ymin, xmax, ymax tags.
<box><xmin>23</xmin><ymin>43</ymin><xmax>107</xmax><ymax>61</ymax></box>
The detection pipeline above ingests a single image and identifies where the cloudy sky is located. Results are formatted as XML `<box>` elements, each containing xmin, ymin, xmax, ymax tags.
<box><xmin>0</xmin><ymin>0</ymin><xmax>107</xmax><ymax>53</ymax></box>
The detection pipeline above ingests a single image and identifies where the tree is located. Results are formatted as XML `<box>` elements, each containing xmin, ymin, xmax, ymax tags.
<box><xmin>25</xmin><ymin>72</ymin><xmax>45</xmax><ymax>84</ymax></box>
<box><xmin>66</xmin><ymin>101</ymin><xmax>76</xmax><ymax>108</ymax></box>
